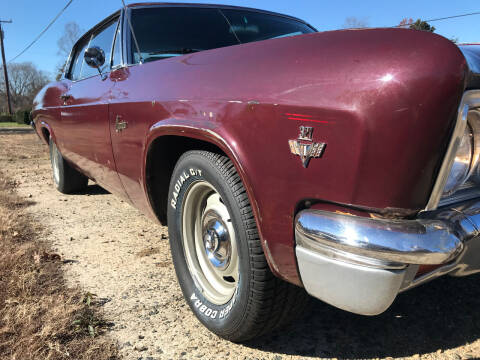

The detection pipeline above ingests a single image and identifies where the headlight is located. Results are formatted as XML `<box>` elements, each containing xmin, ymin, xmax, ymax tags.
<box><xmin>442</xmin><ymin>123</ymin><xmax>473</xmax><ymax>196</ymax></box>
<box><xmin>427</xmin><ymin>91</ymin><xmax>480</xmax><ymax>211</ymax></box>
<box><xmin>469</xmin><ymin>110</ymin><xmax>480</xmax><ymax>184</ymax></box>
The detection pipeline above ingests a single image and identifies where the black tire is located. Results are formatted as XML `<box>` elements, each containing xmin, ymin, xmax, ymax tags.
<box><xmin>49</xmin><ymin>138</ymin><xmax>88</xmax><ymax>194</ymax></box>
<box><xmin>167</xmin><ymin>150</ymin><xmax>309</xmax><ymax>342</ymax></box>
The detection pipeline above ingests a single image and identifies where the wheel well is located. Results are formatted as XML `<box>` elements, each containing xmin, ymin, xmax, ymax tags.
<box><xmin>41</xmin><ymin>127</ymin><xmax>50</xmax><ymax>144</ymax></box>
<box><xmin>146</xmin><ymin>136</ymin><xmax>228</xmax><ymax>225</ymax></box>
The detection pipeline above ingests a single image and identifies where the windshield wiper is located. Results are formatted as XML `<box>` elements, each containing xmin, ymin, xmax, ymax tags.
<box><xmin>148</xmin><ymin>48</ymin><xmax>202</xmax><ymax>55</ymax></box>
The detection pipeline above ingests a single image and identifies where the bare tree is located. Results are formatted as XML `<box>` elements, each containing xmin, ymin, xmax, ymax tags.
<box><xmin>342</xmin><ymin>17</ymin><xmax>369</xmax><ymax>29</ymax></box>
<box><xmin>0</xmin><ymin>62</ymin><xmax>49</xmax><ymax>112</ymax></box>
<box><xmin>56</xmin><ymin>22</ymin><xmax>83</xmax><ymax>80</ymax></box>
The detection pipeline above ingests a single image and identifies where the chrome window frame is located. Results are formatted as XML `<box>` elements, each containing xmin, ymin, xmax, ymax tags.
<box><xmin>425</xmin><ymin>90</ymin><xmax>480</xmax><ymax>211</ymax></box>
<box><xmin>110</xmin><ymin>13</ymin><xmax>125</xmax><ymax>70</ymax></box>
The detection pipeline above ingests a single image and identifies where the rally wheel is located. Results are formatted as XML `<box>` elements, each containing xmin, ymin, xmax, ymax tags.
<box><xmin>167</xmin><ymin>150</ymin><xmax>309</xmax><ymax>342</ymax></box>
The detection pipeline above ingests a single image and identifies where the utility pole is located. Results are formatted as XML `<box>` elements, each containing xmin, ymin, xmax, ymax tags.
<box><xmin>0</xmin><ymin>19</ymin><xmax>13</xmax><ymax>115</ymax></box>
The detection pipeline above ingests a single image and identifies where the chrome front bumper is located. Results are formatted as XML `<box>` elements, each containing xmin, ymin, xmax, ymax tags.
<box><xmin>295</xmin><ymin>200</ymin><xmax>480</xmax><ymax>315</ymax></box>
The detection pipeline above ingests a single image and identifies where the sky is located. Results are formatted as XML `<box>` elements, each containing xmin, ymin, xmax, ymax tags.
<box><xmin>1</xmin><ymin>0</ymin><xmax>479</xmax><ymax>78</ymax></box>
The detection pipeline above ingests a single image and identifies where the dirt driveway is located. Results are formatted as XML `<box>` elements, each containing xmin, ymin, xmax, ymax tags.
<box><xmin>1</xmin><ymin>133</ymin><xmax>480</xmax><ymax>360</ymax></box>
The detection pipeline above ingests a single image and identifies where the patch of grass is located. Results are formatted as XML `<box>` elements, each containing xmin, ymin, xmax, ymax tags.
<box><xmin>0</xmin><ymin>122</ymin><xmax>29</xmax><ymax>128</ymax></box>
<box><xmin>0</xmin><ymin>173</ymin><xmax>119</xmax><ymax>360</ymax></box>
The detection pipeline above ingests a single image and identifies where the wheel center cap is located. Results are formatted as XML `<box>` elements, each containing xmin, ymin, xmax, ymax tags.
<box><xmin>202</xmin><ymin>214</ymin><xmax>231</xmax><ymax>270</ymax></box>
<box><xmin>204</xmin><ymin>230</ymin><xmax>219</xmax><ymax>252</ymax></box>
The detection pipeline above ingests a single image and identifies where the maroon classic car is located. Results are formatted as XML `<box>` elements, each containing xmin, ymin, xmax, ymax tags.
<box><xmin>32</xmin><ymin>2</ymin><xmax>480</xmax><ymax>341</ymax></box>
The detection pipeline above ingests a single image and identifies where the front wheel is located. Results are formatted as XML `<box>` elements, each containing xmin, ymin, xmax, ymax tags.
<box><xmin>49</xmin><ymin>138</ymin><xmax>88</xmax><ymax>194</ymax></box>
<box><xmin>167</xmin><ymin>150</ymin><xmax>309</xmax><ymax>342</ymax></box>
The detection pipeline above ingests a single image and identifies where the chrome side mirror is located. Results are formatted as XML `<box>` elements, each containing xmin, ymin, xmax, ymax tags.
<box><xmin>84</xmin><ymin>46</ymin><xmax>107</xmax><ymax>80</ymax></box>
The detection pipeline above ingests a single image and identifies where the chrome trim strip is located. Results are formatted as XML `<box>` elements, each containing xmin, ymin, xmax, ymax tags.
<box><xmin>425</xmin><ymin>90</ymin><xmax>480</xmax><ymax>211</ymax></box>
<box><xmin>295</xmin><ymin>210</ymin><xmax>463</xmax><ymax>266</ymax></box>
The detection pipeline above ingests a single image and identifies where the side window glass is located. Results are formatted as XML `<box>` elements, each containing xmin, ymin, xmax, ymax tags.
<box><xmin>80</xmin><ymin>19</ymin><xmax>118</xmax><ymax>79</ymax></box>
<box><xmin>130</xmin><ymin>7</ymin><xmax>238</xmax><ymax>64</ymax></box>
<box><xmin>69</xmin><ymin>37</ymin><xmax>90</xmax><ymax>81</ymax></box>
<box><xmin>111</xmin><ymin>22</ymin><xmax>122</xmax><ymax>67</ymax></box>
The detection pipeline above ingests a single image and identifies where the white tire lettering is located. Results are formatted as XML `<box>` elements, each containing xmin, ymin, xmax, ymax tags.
<box><xmin>190</xmin><ymin>293</ymin><xmax>233</xmax><ymax>320</ymax></box>
<box><xmin>171</xmin><ymin>168</ymin><xmax>203</xmax><ymax>207</ymax></box>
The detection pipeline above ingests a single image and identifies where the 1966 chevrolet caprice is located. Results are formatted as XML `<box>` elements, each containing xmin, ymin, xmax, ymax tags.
<box><xmin>32</xmin><ymin>2</ymin><xmax>480</xmax><ymax>341</ymax></box>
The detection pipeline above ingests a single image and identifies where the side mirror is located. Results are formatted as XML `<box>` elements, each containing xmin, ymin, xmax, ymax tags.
<box><xmin>84</xmin><ymin>46</ymin><xmax>107</xmax><ymax>79</ymax></box>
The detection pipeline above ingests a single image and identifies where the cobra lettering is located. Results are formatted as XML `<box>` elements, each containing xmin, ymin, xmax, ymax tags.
<box><xmin>219</xmin><ymin>292</ymin><xmax>236</xmax><ymax>319</ymax></box>
<box><xmin>170</xmin><ymin>168</ymin><xmax>203</xmax><ymax>209</ymax></box>
<box><xmin>190</xmin><ymin>293</ymin><xmax>218</xmax><ymax>319</ymax></box>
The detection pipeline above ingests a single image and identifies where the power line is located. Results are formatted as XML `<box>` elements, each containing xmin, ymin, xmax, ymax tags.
<box><xmin>395</xmin><ymin>10</ymin><xmax>480</xmax><ymax>28</ymax></box>
<box><xmin>425</xmin><ymin>11</ymin><xmax>480</xmax><ymax>23</ymax></box>
<box><xmin>8</xmin><ymin>0</ymin><xmax>74</xmax><ymax>63</ymax></box>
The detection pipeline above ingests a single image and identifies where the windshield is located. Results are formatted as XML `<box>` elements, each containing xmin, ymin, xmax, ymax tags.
<box><xmin>130</xmin><ymin>7</ymin><xmax>315</xmax><ymax>63</ymax></box>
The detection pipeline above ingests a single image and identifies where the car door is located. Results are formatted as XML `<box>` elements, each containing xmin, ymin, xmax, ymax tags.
<box><xmin>59</xmin><ymin>16</ymin><xmax>127</xmax><ymax>198</ymax></box>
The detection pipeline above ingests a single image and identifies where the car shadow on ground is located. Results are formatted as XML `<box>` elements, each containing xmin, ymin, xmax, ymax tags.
<box><xmin>83</xmin><ymin>184</ymin><xmax>110</xmax><ymax>196</ymax></box>
<box><xmin>246</xmin><ymin>274</ymin><xmax>480</xmax><ymax>358</ymax></box>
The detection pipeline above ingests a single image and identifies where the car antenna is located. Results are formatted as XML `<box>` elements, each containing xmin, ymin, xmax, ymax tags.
<box><xmin>121</xmin><ymin>0</ymin><xmax>143</xmax><ymax>64</ymax></box>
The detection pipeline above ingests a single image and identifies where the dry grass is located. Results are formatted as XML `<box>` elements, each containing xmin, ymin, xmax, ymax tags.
<box><xmin>0</xmin><ymin>133</ymin><xmax>49</xmax><ymax>162</ymax></box>
<box><xmin>0</xmin><ymin>173</ymin><xmax>119</xmax><ymax>360</ymax></box>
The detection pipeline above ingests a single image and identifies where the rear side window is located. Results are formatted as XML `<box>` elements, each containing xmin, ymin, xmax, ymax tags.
<box><xmin>68</xmin><ymin>18</ymin><xmax>118</xmax><ymax>80</ymax></box>
<box><xmin>130</xmin><ymin>7</ymin><xmax>239</xmax><ymax>64</ymax></box>
<box><xmin>220</xmin><ymin>9</ymin><xmax>315</xmax><ymax>43</ymax></box>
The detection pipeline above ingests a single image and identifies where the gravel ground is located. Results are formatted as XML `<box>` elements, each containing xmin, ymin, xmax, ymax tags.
<box><xmin>1</xmin><ymin>133</ymin><xmax>480</xmax><ymax>360</ymax></box>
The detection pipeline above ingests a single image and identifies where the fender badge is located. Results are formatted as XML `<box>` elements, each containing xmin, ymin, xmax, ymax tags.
<box><xmin>288</xmin><ymin>126</ymin><xmax>326</xmax><ymax>168</ymax></box>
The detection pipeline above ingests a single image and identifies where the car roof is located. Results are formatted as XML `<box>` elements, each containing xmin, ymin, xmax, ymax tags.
<box><xmin>125</xmin><ymin>2</ymin><xmax>313</xmax><ymax>27</ymax></box>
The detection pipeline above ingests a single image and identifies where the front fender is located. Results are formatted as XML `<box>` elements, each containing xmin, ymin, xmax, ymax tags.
<box><xmin>143</xmin><ymin>120</ymin><xmax>287</xmax><ymax>282</ymax></box>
